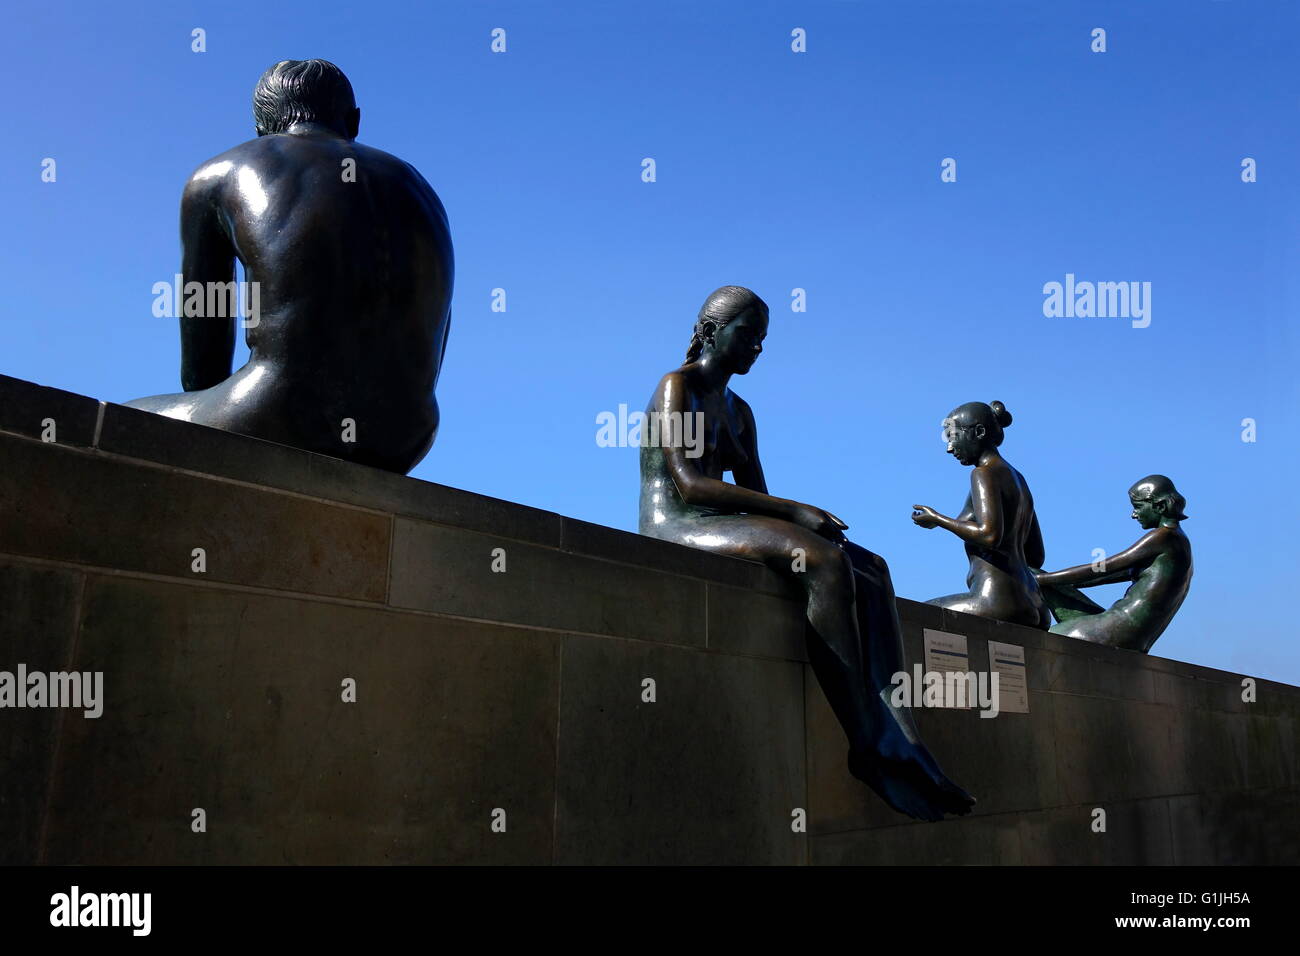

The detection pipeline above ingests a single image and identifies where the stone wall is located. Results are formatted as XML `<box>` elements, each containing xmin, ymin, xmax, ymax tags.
<box><xmin>1</xmin><ymin>374</ymin><xmax>1296</xmax><ymax>864</ymax></box>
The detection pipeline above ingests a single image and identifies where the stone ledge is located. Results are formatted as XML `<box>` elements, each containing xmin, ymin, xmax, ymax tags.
<box><xmin>0</xmin><ymin>372</ymin><xmax>1281</xmax><ymax>686</ymax></box>
<box><xmin>0</xmin><ymin>373</ymin><xmax>790</xmax><ymax>593</ymax></box>
<box><xmin>1</xmin><ymin>372</ymin><xmax>1296</xmax><ymax>865</ymax></box>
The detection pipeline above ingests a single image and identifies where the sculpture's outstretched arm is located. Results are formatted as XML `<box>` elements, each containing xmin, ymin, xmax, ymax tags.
<box><xmin>178</xmin><ymin>172</ymin><xmax>236</xmax><ymax>392</ymax></box>
<box><xmin>1037</xmin><ymin>531</ymin><xmax>1162</xmax><ymax>588</ymax></box>
<box><xmin>1038</xmin><ymin>563</ymin><xmax>1131</xmax><ymax>589</ymax></box>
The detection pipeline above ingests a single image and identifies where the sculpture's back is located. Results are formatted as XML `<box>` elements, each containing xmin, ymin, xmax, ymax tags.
<box><xmin>126</xmin><ymin>59</ymin><xmax>453</xmax><ymax>475</ymax></box>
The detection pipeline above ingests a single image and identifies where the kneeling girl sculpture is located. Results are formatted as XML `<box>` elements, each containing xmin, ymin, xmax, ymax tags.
<box><xmin>911</xmin><ymin>401</ymin><xmax>1051</xmax><ymax>629</ymax></box>
<box><xmin>1034</xmin><ymin>476</ymin><xmax>1192</xmax><ymax>652</ymax></box>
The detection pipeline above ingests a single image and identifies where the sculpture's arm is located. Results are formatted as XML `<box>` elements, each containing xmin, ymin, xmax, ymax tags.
<box><xmin>657</xmin><ymin>373</ymin><xmax>800</xmax><ymax>523</ymax></box>
<box><xmin>1026</xmin><ymin>508</ymin><xmax>1046</xmax><ymax>569</ymax></box>
<box><xmin>919</xmin><ymin>468</ymin><xmax>1004</xmax><ymax>548</ymax></box>
<box><xmin>730</xmin><ymin>394</ymin><xmax>768</xmax><ymax>495</ymax></box>
<box><xmin>1037</xmin><ymin>533</ymin><xmax>1160</xmax><ymax>588</ymax></box>
<box><xmin>178</xmin><ymin>172</ymin><xmax>236</xmax><ymax>391</ymax></box>
<box><xmin>433</xmin><ymin>308</ymin><xmax>451</xmax><ymax>389</ymax></box>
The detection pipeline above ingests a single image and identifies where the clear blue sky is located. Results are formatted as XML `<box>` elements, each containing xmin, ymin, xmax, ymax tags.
<box><xmin>4</xmin><ymin>1</ymin><xmax>1297</xmax><ymax>684</ymax></box>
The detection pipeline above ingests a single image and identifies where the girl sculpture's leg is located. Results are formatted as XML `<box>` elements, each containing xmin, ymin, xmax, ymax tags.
<box><xmin>841</xmin><ymin>541</ymin><xmax>974</xmax><ymax>814</ymax></box>
<box><xmin>668</xmin><ymin>517</ymin><xmax>974</xmax><ymax>820</ymax></box>
<box><xmin>1039</xmin><ymin>580</ymin><xmax>1106</xmax><ymax>624</ymax></box>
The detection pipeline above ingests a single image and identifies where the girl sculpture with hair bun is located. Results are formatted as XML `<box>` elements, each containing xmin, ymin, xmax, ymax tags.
<box><xmin>639</xmin><ymin>286</ymin><xmax>974</xmax><ymax>822</ymax></box>
<box><xmin>912</xmin><ymin>401</ymin><xmax>1051</xmax><ymax>628</ymax></box>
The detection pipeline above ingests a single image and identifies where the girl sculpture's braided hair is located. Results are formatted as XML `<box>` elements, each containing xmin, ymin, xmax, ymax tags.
<box><xmin>684</xmin><ymin>286</ymin><xmax>769</xmax><ymax>363</ymax></box>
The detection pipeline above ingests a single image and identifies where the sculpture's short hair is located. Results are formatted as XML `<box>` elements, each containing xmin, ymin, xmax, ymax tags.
<box><xmin>1130</xmin><ymin>475</ymin><xmax>1189</xmax><ymax>521</ymax></box>
<box><xmin>253</xmin><ymin>59</ymin><xmax>356</xmax><ymax>136</ymax></box>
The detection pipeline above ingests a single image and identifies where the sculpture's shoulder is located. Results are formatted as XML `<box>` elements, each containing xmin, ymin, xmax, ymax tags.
<box><xmin>659</xmin><ymin>364</ymin><xmax>693</xmax><ymax>387</ymax></box>
<box><xmin>969</xmin><ymin>457</ymin><xmax>1011</xmax><ymax>488</ymax></box>
<box><xmin>351</xmin><ymin>141</ymin><xmax>449</xmax><ymax>225</ymax></box>
<box><xmin>652</xmin><ymin>366</ymin><xmax>695</xmax><ymax>409</ymax></box>
<box><xmin>725</xmin><ymin>387</ymin><xmax>752</xmax><ymax>411</ymax></box>
<box><xmin>1118</xmin><ymin>529</ymin><xmax>1191</xmax><ymax>596</ymax></box>
<box><xmin>181</xmin><ymin>140</ymin><xmax>262</xmax><ymax>193</ymax></box>
<box><xmin>1147</xmin><ymin>525</ymin><xmax>1192</xmax><ymax>561</ymax></box>
<box><xmin>1002</xmin><ymin>462</ymin><xmax>1035</xmax><ymax>502</ymax></box>
<box><xmin>725</xmin><ymin>388</ymin><xmax>756</xmax><ymax>423</ymax></box>
<box><xmin>184</xmin><ymin>137</ymin><xmax>434</xmax><ymax>189</ymax></box>
<box><xmin>348</xmin><ymin>141</ymin><xmax>425</xmax><ymax>177</ymax></box>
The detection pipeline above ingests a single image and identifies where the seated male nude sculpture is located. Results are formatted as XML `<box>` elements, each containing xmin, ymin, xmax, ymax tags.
<box><xmin>126</xmin><ymin>59</ymin><xmax>454</xmax><ymax>474</ymax></box>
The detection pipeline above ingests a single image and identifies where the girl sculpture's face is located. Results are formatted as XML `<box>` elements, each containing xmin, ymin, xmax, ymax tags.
<box><xmin>942</xmin><ymin>416</ymin><xmax>984</xmax><ymax>466</ymax></box>
<box><xmin>1129</xmin><ymin>488</ymin><xmax>1163</xmax><ymax>529</ymax></box>
<box><xmin>708</xmin><ymin>307</ymin><xmax>768</xmax><ymax>375</ymax></box>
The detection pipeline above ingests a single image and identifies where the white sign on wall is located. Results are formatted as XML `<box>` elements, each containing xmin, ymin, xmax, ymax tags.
<box><xmin>922</xmin><ymin>628</ymin><xmax>971</xmax><ymax>709</ymax></box>
<box><xmin>988</xmin><ymin>640</ymin><xmax>1029</xmax><ymax>714</ymax></box>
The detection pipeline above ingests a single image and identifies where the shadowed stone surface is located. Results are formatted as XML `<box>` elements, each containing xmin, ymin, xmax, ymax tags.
<box><xmin>0</xmin><ymin>560</ymin><xmax>83</xmax><ymax>864</ymax></box>
<box><xmin>41</xmin><ymin>575</ymin><xmax>559</xmax><ymax>865</ymax></box>
<box><xmin>97</xmin><ymin>400</ymin><xmax>564</xmax><ymax>549</ymax></box>
<box><xmin>1015</xmin><ymin>797</ymin><xmax>1175</xmax><ymax>865</ymax></box>
<box><xmin>0</xmin><ymin>431</ymin><xmax>389</xmax><ymax>601</ymax></box>
<box><xmin>0</xmin><ymin>376</ymin><xmax>100</xmax><ymax>448</ymax></box>
<box><xmin>390</xmin><ymin>518</ymin><xmax>705</xmax><ymax>647</ymax></box>
<box><xmin>553</xmin><ymin>635</ymin><xmax>806</xmax><ymax>865</ymax></box>
<box><xmin>0</xmin><ymin>374</ymin><xmax>1296</xmax><ymax>865</ymax></box>
<box><xmin>706</xmin><ymin>581</ymin><xmax>807</xmax><ymax>660</ymax></box>
<box><xmin>560</xmin><ymin>516</ymin><xmax>779</xmax><ymax>594</ymax></box>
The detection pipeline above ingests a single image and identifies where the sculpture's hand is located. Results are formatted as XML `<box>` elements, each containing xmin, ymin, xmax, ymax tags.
<box><xmin>788</xmin><ymin>503</ymin><xmax>848</xmax><ymax>541</ymax></box>
<box><xmin>911</xmin><ymin>505</ymin><xmax>941</xmax><ymax>529</ymax></box>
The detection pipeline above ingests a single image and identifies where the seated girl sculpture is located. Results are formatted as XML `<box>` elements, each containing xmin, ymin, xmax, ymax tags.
<box><xmin>639</xmin><ymin>286</ymin><xmax>973</xmax><ymax>822</ymax></box>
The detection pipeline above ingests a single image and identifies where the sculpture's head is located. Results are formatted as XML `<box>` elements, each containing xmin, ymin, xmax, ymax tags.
<box><xmin>941</xmin><ymin>401</ymin><xmax>1012</xmax><ymax>466</ymax></box>
<box><xmin>1128</xmin><ymin>475</ymin><xmax>1188</xmax><ymax>528</ymax></box>
<box><xmin>253</xmin><ymin>59</ymin><xmax>360</xmax><ymax>139</ymax></box>
<box><xmin>684</xmin><ymin>286</ymin><xmax>769</xmax><ymax>375</ymax></box>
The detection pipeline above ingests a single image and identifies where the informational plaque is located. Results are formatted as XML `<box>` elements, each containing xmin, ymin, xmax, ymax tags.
<box><xmin>987</xmin><ymin>640</ymin><xmax>1029</xmax><ymax>714</ymax></box>
<box><xmin>922</xmin><ymin>628</ymin><xmax>971</xmax><ymax>709</ymax></box>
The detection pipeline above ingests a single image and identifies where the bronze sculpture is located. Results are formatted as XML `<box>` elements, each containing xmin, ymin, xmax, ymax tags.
<box><xmin>1034</xmin><ymin>476</ymin><xmax>1192</xmax><ymax>652</ymax></box>
<box><xmin>912</xmin><ymin>401</ymin><xmax>1050</xmax><ymax>629</ymax></box>
<box><xmin>126</xmin><ymin>59</ymin><xmax>454</xmax><ymax>474</ymax></box>
<box><xmin>639</xmin><ymin>286</ymin><xmax>974</xmax><ymax>821</ymax></box>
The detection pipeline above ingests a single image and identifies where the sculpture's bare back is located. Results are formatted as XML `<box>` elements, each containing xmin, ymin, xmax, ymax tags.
<box><xmin>127</xmin><ymin>59</ymin><xmax>453</xmax><ymax>475</ymax></box>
